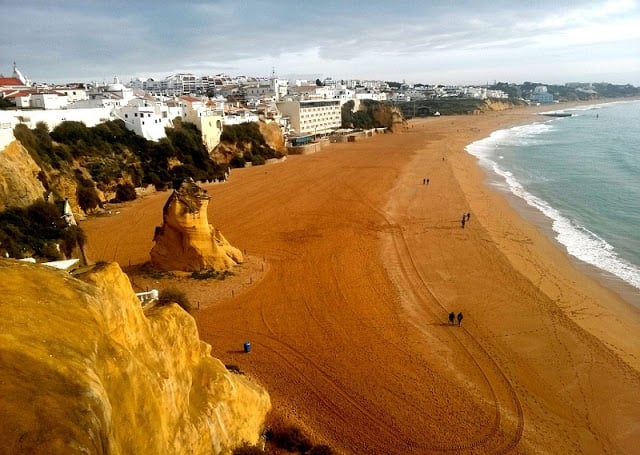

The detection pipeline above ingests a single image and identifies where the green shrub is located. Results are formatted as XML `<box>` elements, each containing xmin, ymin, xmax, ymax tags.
<box><xmin>230</xmin><ymin>155</ymin><xmax>246</xmax><ymax>168</ymax></box>
<box><xmin>232</xmin><ymin>445</ymin><xmax>265</xmax><ymax>455</ymax></box>
<box><xmin>59</xmin><ymin>225</ymin><xmax>86</xmax><ymax>258</ymax></box>
<box><xmin>269</xmin><ymin>426</ymin><xmax>312</xmax><ymax>454</ymax></box>
<box><xmin>77</xmin><ymin>184</ymin><xmax>101</xmax><ymax>213</ymax></box>
<box><xmin>251</xmin><ymin>154</ymin><xmax>266</xmax><ymax>166</ymax></box>
<box><xmin>190</xmin><ymin>269</ymin><xmax>233</xmax><ymax>280</ymax></box>
<box><xmin>0</xmin><ymin>201</ymin><xmax>85</xmax><ymax>261</ymax></box>
<box><xmin>51</xmin><ymin>120</ymin><xmax>91</xmax><ymax>145</ymax></box>
<box><xmin>40</xmin><ymin>242</ymin><xmax>62</xmax><ymax>261</ymax></box>
<box><xmin>115</xmin><ymin>183</ymin><xmax>137</xmax><ymax>202</ymax></box>
<box><xmin>158</xmin><ymin>288</ymin><xmax>192</xmax><ymax>313</ymax></box>
<box><xmin>225</xmin><ymin>364</ymin><xmax>244</xmax><ymax>375</ymax></box>
<box><xmin>309</xmin><ymin>445</ymin><xmax>335</xmax><ymax>455</ymax></box>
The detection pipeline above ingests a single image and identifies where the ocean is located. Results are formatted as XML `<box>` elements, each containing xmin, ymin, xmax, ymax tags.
<box><xmin>466</xmin><ymin>100</ymin><xmax>640</xmax><ymax>300</ymax></box>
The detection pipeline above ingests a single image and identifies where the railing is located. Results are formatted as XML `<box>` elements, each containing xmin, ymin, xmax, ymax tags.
<box><xmin>136</xmin><ymin>289</ymin><xmax>159</xmax><ymax>305</ymax></box>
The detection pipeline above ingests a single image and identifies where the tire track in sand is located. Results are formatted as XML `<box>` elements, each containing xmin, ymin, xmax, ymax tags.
<box><xmin>338</xmin><ymin>177</ymin><xmax>524</xmax><ymax>453</ymax></box>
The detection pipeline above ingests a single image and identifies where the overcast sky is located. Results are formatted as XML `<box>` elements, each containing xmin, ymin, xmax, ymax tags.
<box><xmin>2</xmin><ymin>0</ymin><xmax>639</xmax><ymax>86</ymax></box>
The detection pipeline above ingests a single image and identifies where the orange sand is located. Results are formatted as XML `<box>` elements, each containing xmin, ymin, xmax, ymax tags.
<box><xmin>82</xmin><ymin>106</ymin><xmax>640</xmax><ymax>454</ymax></box>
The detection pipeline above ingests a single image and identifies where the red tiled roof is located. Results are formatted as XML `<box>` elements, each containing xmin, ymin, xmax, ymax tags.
<box><xmin>5</xmin><ymin>90</ymin><xmax>31</xmax><ymax>98</ymax></box>
<box><xmin>0</xmin><ymin>77</ymin><xmax>24</xmax><ymax>86</ymax></box>
<box><xmin>179</xmin><ymin>95</ymin><xmax>200</xmax><ymax>103</ymax></box>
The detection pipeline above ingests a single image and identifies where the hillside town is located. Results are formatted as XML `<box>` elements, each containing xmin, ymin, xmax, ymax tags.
<box><xmin>2</xmin><ymin>63</ymin><xmax>639</xmax><ymax>154</ymax></box>
<box><xmin>5</xmin><ymin>62</ymin><xmax>621</xmax><ymax>152</ymax></box>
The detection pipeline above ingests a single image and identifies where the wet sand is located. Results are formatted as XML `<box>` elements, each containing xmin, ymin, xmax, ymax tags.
<box><xmin>82</xmin><ymin>106</ymin><xmax>640</xmax><ymax>454</ymax></box>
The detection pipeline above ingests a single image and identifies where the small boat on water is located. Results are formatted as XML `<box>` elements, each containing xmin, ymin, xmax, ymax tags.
<box><xmin>541</xmin><ymin>112</ymin><xmax>573</xmax><ymax>118</ymax></box>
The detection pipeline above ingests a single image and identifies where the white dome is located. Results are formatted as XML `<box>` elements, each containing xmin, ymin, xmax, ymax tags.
<box><xmin>107</xmin><ymin>83</ymin><xmax>125</xmax><ymax>92</ymax></box>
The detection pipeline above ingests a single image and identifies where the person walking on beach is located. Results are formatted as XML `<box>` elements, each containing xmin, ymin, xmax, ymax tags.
<box><xmin>423</xmin><ymin>178</ymin><xmax>426</xmax><ymax>185</ymax></box>
<box><xmin>448</xmin><ymin>312</ymin><xmax>455</xmax><ymax>325</ymax></box>
<box><xmin>461</xmin><ymin>215</ymin><xmax>466</xmax><ymax>229</ymax></box>
<box><xmin>466</xmin><ymin>212</ymin><xmax>471</xmax><ymax>221</ymax></box>
<box><xmin>457</xmin><ymin>312</ymin><xmax>464</xmax><ymax>326</ymax></box>
<box><xmin>426</xmin><ymin>178</ymin><xmax>430</xmax><ymax>185</ymax></box>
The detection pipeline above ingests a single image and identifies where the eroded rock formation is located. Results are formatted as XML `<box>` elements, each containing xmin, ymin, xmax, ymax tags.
<box><xmin>0</xmin><ymin>259</ymin><xmax>270</xmax><ymax>454</ymax></box>
<box><xmin>0</xmin><ymin>140</ymin><xmax>45</xmax><ymax>211</ymax></box>
<box><xmin>150</xmin><ymin>179</ymin><xmax>243</xmax><ymax>272</ymax></box>
<box><xmin>257</xmin><ymin>120</ymin><xmax>286</xmax><ymax>154</ymax></box>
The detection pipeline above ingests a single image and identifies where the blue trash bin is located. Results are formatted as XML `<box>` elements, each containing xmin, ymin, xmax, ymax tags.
<box><xmin>243</xmin><ymin>341</ymin><xmax>251</xmax><ymax>353</ymax></box>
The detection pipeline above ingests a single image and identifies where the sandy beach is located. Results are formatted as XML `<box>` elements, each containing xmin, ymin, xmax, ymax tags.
<box><xmin>82</xmin><ymin>105</ymin><xmax>640</xmax><ymax>454</ymax></box>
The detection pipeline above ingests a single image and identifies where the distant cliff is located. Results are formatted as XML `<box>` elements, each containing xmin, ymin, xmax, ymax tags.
<box><xmin>397</xmin><ymin>98</ymin><xmax>528</xmax><ymax>117</ymax></box>
<box><xmin>211</xmin><ymin>120</ymin><xmax>285</xmax><ymax>166</ymax></box>
<box><xmin>0</xmin><ymin>140</ymin><xmax>45</xmax><ymax>211</ymax></box>
<box><xmin>0</xmin><ymin>259</ymin><xmax>270</xmax><ymax>454</ymax></box>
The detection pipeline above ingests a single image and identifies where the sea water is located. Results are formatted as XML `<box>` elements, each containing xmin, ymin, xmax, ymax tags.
<box><xmin>466</xmin><ymin>100</ymin><xmax>640</xmax><ymax>297</ymax></box>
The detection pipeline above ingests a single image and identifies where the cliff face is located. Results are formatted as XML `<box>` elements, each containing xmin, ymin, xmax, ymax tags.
<box><xmin>0</xmin><ymin>260</ymin><xmax>270</xmax><ymax>454</ymax></box>
<box><xmin>211</xmin><ymin>120</ymin><xmax>286</xmax><ymax>165</ymax></box>
<box><xmin>371</xmin><ymin>103</ymin><xmax>405</xmax><ymax>132</ymax></box>
<box><xmin>257</xmin><ymin>121</ymin><xmax>286</xmax><ymax>154</ymax></box>
<box><xmin>151</xmin><ymin>179</ymin><xmax>243</xmax><ymax>272</ymax></box>
<box><xmin>472</xmin><ymin>99</ymin><xmax>515</xmax><ymax>114</ymax></box>
<box><xmin>0</xmin><ymin>140</ymin><xmax>45</xmax><ymax>211</ymax></box>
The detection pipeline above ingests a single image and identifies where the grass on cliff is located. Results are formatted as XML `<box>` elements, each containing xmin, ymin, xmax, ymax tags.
<box><xmin>190</xmin><ymin>269</ymin><xmax>234</xmax><ymax>280</ymax></box>
<box><xmin>157</xmin><ymin>288</ymin><xmax>193</xmax><ymax>313</ymax></box>
<box><xmin>232</xmin><ymin>422</ymin><xmax>335</xmax><ymax>454</ymax></box>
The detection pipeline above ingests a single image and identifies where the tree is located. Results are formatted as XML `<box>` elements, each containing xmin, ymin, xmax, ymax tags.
<box><xmin>0</xmin><ymin>97</ymin><xmax>15</xmax><ymax>109</ymax></box>
<box><xmin>51</xmin><ymin>120</ymin><xmax>91</xmax><ymax>145</ymax></box>
<box><xmin>77</xmin><ymin>184</ymin><xmax>101</xmax><ymax>213</ymax></box>
<box><xmin>115</xmin><ymin>183</ymin><xmax>137</xmax><ymax>202</ymax></box>
<box><xmin>341</xmin><ymin>100</ymin><xmax>355</xmax><ymax>128</ymax></box>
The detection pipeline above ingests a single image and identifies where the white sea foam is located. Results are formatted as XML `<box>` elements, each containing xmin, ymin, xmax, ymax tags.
<box><xmin>466</xmin><ymin>124</ymin><xmax>640</xmax><ymax>290</ymax></box>
<box><xmin>540</xmin><ymin>99</ymin><xmax>636</xmax><ymax>116</ymax></box>
<box><xmin>466</xmin><ymin>122</ymin><xmax>554</xmax><ymax>161</ymax></box>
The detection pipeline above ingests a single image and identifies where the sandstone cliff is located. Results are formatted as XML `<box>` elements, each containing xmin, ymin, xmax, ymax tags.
<box><xmin>0</xmin><ymin>140</ymin><xmax>45</xmax><ymax>211</ymax></box>
<box><xmin>257</xmin><ymin>120</ymin><xmax>286</xmax><ymax>154</ymax></box>
<box><xmin>151</xmin><ymin>179</ymin><xmax>243</xmax><ymax>272</ymax></box>
<box><xmin>371</xmin><ymin>103</ymin><xmax>405</xmax><ymax>133</ymax></box>
<box><xmin>471</xmin><ymin>99</ymin><xmax>517</xmax><ymax>114</ymax></box>
<box><xmin>211</xmin><ymin>120</ymin><xmax>285</xmax><ymax>165</ymax></box>
<box><xmin>0</xmin><ymin>259</ymin><xmax>270</xmax><ymax>454</ymax></box>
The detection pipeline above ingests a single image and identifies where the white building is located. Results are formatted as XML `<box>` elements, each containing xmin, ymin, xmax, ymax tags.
<box><xmin>54</xmin><ymin>86</ymin><xmax>88</xmax><ymax>103</ymax></box>
<box><xmin>143</xmin><ymin>73</ymin><xmax>200</xmax><ymax>96</ymax></box>
<box><xmin>0</xmin><ymin>113</ymin><xmax>16</xmax><ymax>149</ymax></box>
<box><xmin>1</xmin><ymin>107</ymin><xmax>113</xmax><ymax>130</ymax></box>
<box><xmin>4</xmin><ymin>90</ymin><xmax>32</xmax><ymax>108</ymax></box>
<box><xmin>273</xmin><ymin>78</ymin><xmax>289</xmax><ymax>101</ymax></box>
<box><xmin>117</xmin><ymin>103</ymin><xmax>168</xmax><ymax>142</ymax></box>
<box><xmin>355</xmin><ymin>90</ymin><xmax>388</xmax><ymax>101</ymax></box>
<box><xmin>30</xmin><ymin>92</ymin><xmax>68</xmax><ymax>110</ymax></box>
<box><xmin>222</xmin><ymin>107</ymin><xmax>260</xmax><ymax>126</ymax></box>
<box><xmin>179</xmin><ymin>96</ymin><xmax>224</xmax><ymax>152</ymax></box>
<box><xmin>276</xmin><ymin>99</ymin><xmax>341</xmax><ymax>136</ymax></box>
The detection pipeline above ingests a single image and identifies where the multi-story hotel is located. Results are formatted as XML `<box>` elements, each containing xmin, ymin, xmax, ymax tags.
<box><xmin>275</xmin><ymin>99</ymin><xmax>341</xmax><ymax>137</ymax></box>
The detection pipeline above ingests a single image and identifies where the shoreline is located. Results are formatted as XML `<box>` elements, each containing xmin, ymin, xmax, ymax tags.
<box><xmin>381</xmin><ymin>105</ymin><xmax>640</xmax><ymax>452</ymax></box>
<box><xmin>428</xmin><ymin>106</ymin><xmax>640</xmax><ymax>370</ymax></box>
<box><xmin>80</xmin><ymin>101</ymin><xmax>640</xmax><ymax>453</ymax></box>
<box><xmin>461</xmin><ymin>102</ymin><xmax>640</xmax><ymax>309</ymax></box>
